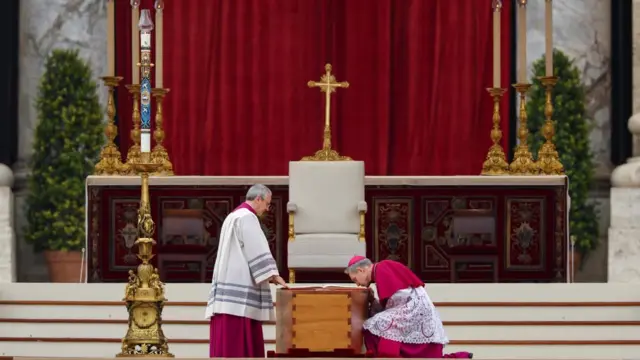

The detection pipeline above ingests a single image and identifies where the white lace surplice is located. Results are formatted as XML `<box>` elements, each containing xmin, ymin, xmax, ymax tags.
<box><xmin>363</xmin><ymin>287</ymin><xmax>448</xmax><ymax>345</ymax></box>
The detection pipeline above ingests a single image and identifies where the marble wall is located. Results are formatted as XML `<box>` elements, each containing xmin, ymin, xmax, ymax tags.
<box><xmin>15</xmin><ymin>0</ymin><xmax>107</xmax><ymax>281</ymax></box>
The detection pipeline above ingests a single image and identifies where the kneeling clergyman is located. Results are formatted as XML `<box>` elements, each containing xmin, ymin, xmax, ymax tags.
<box><xmin>346</xmin><ymin>256</ymin><xmax>472</xmax><ymax>359</ymax></box>
<box><xmin>205</xmin><ymin>184</ymin><xmax>287</xmax><ymax>358</ymax></box>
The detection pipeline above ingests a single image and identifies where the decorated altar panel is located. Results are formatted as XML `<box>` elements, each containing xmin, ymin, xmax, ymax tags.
<box><xmin>86</xmin><ymin>175</ymin><xmax>568</xmax><ymax>283</ymax></box>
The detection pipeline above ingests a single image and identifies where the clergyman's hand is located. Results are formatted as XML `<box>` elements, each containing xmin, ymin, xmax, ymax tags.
<box><xmin>270</xmin><ymin>275</ymin><xmax>289</xmax><ymax>289</ymax></box>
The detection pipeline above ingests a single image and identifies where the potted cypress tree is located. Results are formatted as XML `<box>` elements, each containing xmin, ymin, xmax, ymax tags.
<box><xmin>25</xmin><ymin>49</ymin><xmax>104</xmax><ymax>282</ymax></box>
<box><xmin>527</xmin><ymin>49</ymin><xmax>599</xmax><ymax>271</ymax></box>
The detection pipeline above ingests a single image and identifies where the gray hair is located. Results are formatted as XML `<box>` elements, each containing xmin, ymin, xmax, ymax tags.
<box><xmin>246</xmin><ymin>184</ymin><xmax>272</xmax><ymax>201</ymax></box>
<box><xmin>345</xmin><ymin>258</ymin><xmax>373</xmax><ymax>274</ymax></box>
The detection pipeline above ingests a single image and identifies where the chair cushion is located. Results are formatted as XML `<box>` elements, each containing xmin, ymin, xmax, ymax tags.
<box><xmin>288</xmin><ymin>233</ymin><xmax>366</xmax><ymax>268</ymax></box>
<box><xmin>289</xmin><ymin>161</ymin><xmax>365</xmax><ymax>233</ymax></box>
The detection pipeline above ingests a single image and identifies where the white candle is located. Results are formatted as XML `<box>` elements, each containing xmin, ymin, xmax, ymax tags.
<box><xmin>517</xmin><ymin>0</ymin><xmax>527</xmax><ymax>83</ymax></box>
<box><xmin>155</xmin><ymin>0</ymin><xmax>164</xmax><ymax>88</ymax></box>
<box><xmin>492</xmin><ymin>0</ymin><xmax>502</xmax><ymax>88</ymax></box>
<box><xmin>131</xmin><ymin>1</ymin><xmax>140</xmax><ymax>84</ymax></box>
<box><xmin>545</xmin><ymin>0</ymin><xmax>553</xmax><ymax>76</ymax></box>
<box><xmin>107</xmin><ymin>0</ymin><xmax>115</xmax><ymax>75</ymax></box>
<box><xmin>141</xmin><ymin>131</ymin><xmax>151</xmax><ymax>153</ymax></box>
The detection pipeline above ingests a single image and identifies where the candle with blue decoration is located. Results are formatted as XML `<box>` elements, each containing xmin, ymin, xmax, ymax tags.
<box><xmin>138</xmin><ymin>9</ymin><xmax>154</xmax><ymax>154</ymax></box>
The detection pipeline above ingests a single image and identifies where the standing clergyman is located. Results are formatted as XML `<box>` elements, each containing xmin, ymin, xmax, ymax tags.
<box><xmin>205</xmin><ymin>184</ymin><xmax>287</xmax><ymax>357</ymax></box>
<box><xmin>346</xmin><ymin>256</ymin><xmax>472</xmax><ymax>359</ymax></box>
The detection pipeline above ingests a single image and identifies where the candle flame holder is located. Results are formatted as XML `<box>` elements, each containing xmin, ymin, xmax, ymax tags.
<box><xmin>95</xmin><ymin>76</ymin><xmax>125</xmax><ymax>175</ymax></box>
<box><xmin>481</xmin><ymin>88</ymin><xmax>509</xmax><ymax>175</ymax></box>
<box><xmin>509</xmin><ymin>83</ymin><xmax>538</xmax><ymax>175</ymax></box>
<box><xmin>536</xmin><ymin>76</ymin><xmax>564</xmax><ymax>175</ymax></box>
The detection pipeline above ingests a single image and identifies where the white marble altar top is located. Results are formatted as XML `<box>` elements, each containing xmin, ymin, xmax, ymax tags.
<box><xmin>86</xmin><ymin>175</ymin><xmax>567</xmax><ymax>187</ymax></box>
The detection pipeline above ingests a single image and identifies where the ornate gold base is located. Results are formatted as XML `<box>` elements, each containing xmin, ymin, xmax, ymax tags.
<box><xmin>481</xmin><ymin>88</ymin><xmax>509</xmax><ymax>176</ymax></box>
<box><xmin>151</xmin><ymin>145</ymin><xmax>174</xmax><ymax>175</ymax></box>
<box><xmin>301</xmin><ymin>147</ymin><xmax>352</xmax><ymax>161</ymax></box>
<box><xmin>116</xmin><ymin>341</ymin><xmax>174</xmax><ymax>358</ymax></box>
<box><xmin>95</xmin><ymin>144</ymin><xmax>125</xmax><ymax>175</ymax></box>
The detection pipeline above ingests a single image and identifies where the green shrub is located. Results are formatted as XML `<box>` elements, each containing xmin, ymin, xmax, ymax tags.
<box><xmin>24</xmin><ymin>49</ymin><xmax>104</xmax><ymax>252</ymax></box>
<box><xmin>527</xmin><ymin>49</ymin><xmax>599</xmax><ymax>255</ymax></box>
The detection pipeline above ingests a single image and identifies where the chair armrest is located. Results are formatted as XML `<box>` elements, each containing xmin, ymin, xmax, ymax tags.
<box><xmin>357</xmin><ymin>201</ymin><xmax>368</xmax><ymax>213</ymax></box>
<box><xmin>287</xmin><ymin>202</ymin><xmax>296</xmax><ymax>242</ymax></box>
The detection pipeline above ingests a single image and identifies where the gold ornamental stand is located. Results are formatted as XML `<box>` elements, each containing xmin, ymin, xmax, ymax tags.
<box><xmin>481</xmin><ymin>87</ymin><xmax>509</xmax><ymax>175</ymax></box>
<box><xmin>509</xmin><ymin>83</ymin><xmax>538</xmax><ymax>175</ymax></box>
<box><xmin>150</xmin><ymin>88</ymin><xmax>174</xmax><ymax>175</ymax></box>
<box><xmin>536</xmin><ymin>76</ymin><xmax>564</xmax><ymax>175</ymax></box>
<box><xmin>117</xmin><ymin>152</ymin><xmax>173</xmax><ymax>358</ymax></box>
<box><xmin>95</xmin><ymin>76</ymin><xmax>125</xmax><ymax>175</ymax></box>
<box><xmin>123</xmin><ymin>84</ymin><xmax>143</xmax><ymax>175</ymax></box>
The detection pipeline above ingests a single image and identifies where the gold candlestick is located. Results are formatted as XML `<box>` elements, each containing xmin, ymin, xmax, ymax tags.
<box><xmin>95</xmin><ymin>76</ymin><xmax>125</xmax><ymax>175</ymax></box>
<box><xmin>536</xmin><ymin>76</ymin><xmax>564</xmax><ymax>175</ymax></box>
<box><xmin>509</xmin><ymin>83</ymin><xmax>538</xmax><ymax>175</ymax></box>
<box><xmin>150</xmin><ymin>88</ymin><xmax>173</xmax><ymax>175</ymax></box>
<box><xmin>117</xmin><ymin>152</ymin><xmax>173</xmax><ymax>358</ymax></box>
<box><xmin>123</xmin><ymin>84</ymin><xmax>142</xmax><ymax>174</ymax></box>
<box><xmin>481</xmin><ymin>87</ymin><xmax>509</xmax><ymax>175</ymax></box>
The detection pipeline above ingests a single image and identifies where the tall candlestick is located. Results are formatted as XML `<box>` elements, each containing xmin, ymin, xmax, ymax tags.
<box><xmin>545</xmin><ymin>0</ymin><xmax>553</xmax><ymax>76</ymax></box>
<box><xmin>107</xmin><ymin>0</ymin><xmax>115</xmax><ymax>75</ymax></box>
<box><xmin>155</xmin><ymin>0</ymin><xmax>164</xmax><ymax>88</ymax></box>
<box><xmin>517</xmin><ymin>0</ymin><xmax>527</xmax><ymax>83</ymax></box>
<box><xmin>139</xmin><ymin>9</ymin><xmax>154</xmax><ymax>154</ymax></box>
<box><xmin>131</xmin><ymin>0</ymin><xmax>141</xmax><ymax>84</ymax></box>
<box><xmin>492</xmin><ymin>0</ymin><xmax>502</xmax><ymax>88</ymax></box>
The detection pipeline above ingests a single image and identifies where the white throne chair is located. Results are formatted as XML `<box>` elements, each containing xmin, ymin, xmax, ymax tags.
<box><xmin>287</xmin><ymin>160</ymin><xmax>367</xmax><ymax>283</ymax></box>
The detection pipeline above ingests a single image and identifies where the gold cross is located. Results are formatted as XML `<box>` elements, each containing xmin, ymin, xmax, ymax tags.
<box><xmin>308</xmin><ymin>63</ymin><xmax>349</xmax><ymax>128</ymax></box>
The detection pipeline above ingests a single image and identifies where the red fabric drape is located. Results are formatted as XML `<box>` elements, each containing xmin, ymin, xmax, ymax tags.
<box><xmin>115</xmin><ymin>0</ymin><xmax>512</xmax><ymax>176</ymax></box>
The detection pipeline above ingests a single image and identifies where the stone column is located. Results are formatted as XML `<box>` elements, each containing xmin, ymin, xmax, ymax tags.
<box><xmin>607</xmin><ymin>0</ymin><xmax>640</xmax><ymax>283</ymax></box>
<box><xmin>0</xmin><ymin>164</ymin><xmax>16</xmax><ymax>282</ymax></box>
<box><xmin>15</xmin><ymin>0</ymin><xmax>107</xmax><ymax>281</ymax></box>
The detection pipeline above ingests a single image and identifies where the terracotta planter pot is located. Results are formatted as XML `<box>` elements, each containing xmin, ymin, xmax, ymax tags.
<box><xmin>44</xmin><ymin>250</ymin><xmax>83</xmax><ymax>283</ymax></box>
<box><xmin>570</xmin><ymin>249</ymin><xmax>582</xmax><ymax>281</ymax></box>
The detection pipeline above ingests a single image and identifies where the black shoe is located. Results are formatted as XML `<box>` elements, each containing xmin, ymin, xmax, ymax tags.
<box><xmin>468</xmin><ymin>353</ymin><xmax>473</xmax><ymax>359</ymax></box>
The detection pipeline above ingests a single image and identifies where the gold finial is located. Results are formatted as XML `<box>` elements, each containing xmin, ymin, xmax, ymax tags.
<box><xmin>536</xmin><ymin>76</ymin><xmax>564</xmax><ymax>175</ymax></box>
<box><xmin>509</xmin><ymin>83</ymin><xmax>538</xmax><ymax>175</ymax></box>
<box><xmin>95</xmin><ymin>76</ymin><xmax>125</xmax><ymax>175</ymax></box>
<box><xmin>302</xmin><ymin>64</ymin><xmax>352</xmax><ymax>161</ymax></box>
<box><xmin>492</xmin><ymin>0</ymin><xmax>503</xmax><ymax>11</ymax></box>
<box><xmin>481</xmin><ymin>88</ymin><xmax>509</xmax><ymax>175</ymax></box>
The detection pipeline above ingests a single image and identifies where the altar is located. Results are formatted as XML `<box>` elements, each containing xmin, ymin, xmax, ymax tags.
<box><xmin>85</xmin><ymin>174</ymin><xmax>569</xmax><ymax>283</ymax></box>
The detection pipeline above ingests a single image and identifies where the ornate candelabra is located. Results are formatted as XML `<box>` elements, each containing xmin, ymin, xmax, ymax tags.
<box><xmin>117</xmin><ymin>152</ymin><xmax>173</xmax><ymax>358</ymax></box>
<box><xmin>481</xmin><ymin>88</ymin><xmax>509</xmax><ymax>175</ymax></box>
<box><xmin>95</xmin><ymin>76</ymin><xmax>125</xmax><ymax>175</ymax></box>
<box><xmin>536</xmin><ymin>76</ymin><xmax>564</xmax><ymax>175</ymax></box>
<box><xmin>151</xmin><ymin>88</ymin><xmax>174</xmax><ymax>175</ymax></box>
<box><xmin>124</xmin><ymin>84</ymin><xmax>142</xmax><ymax>174</ymax></box>
<box><xmin>509</xmin><ymin>83</ymin><xmax>538</xmax><ymax>175</ymax></box>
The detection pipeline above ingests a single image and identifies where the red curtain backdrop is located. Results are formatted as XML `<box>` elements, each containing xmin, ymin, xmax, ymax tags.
<box><xmin>115</xmin><ymin>0</ymin><xmax>512</xmax><ymax>176</ymax></box>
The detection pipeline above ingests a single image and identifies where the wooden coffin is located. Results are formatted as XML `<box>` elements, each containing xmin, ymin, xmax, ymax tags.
<box><xmin>275</xmin><ymin>287</ymin><xmax>369</xmax><ymax>353</ymax></box>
